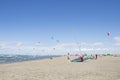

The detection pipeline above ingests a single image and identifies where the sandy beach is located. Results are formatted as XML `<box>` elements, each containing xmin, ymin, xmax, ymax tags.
<box><xmin>0</xmin><ymin>56</ymin><xmax>120</xmax><ymax>80</ymax></box>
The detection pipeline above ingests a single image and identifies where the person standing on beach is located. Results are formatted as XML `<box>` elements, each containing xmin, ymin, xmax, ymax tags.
<box><xmin>67</xmin><ymin>53</ymin><xmax>70</xmax><ymax>60</ymax></box>
<box><xmin>95</xmin><ymin>54</ymin><xmax>98</xmax><ymax>59</ymax></box>
<box><xmin>80</xmin><ymin>56</ymin><xmax>83</xmax><ymax>62</ymax></box>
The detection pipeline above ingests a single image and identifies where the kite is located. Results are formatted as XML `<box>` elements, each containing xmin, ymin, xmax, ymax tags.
<box><xmin>56</xmin><ymin>40</ymin><xmax>60</xmax><ymax>43</ymax></box>
<box><xmin>53</xmin><ymin>48</ymin><xmax>55</xmax><ymax>50</ymax></box>
<box><xmin>51</xmin><ymin>36</ymin><xmax>54</xmax><ymax>40</ymax></box>
<box><xmin>107</xmin><ymin>32</ymin><xmax>110</xmax><ymax>36</ymax></box>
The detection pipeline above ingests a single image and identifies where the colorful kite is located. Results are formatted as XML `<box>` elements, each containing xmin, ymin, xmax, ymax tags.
<box><xmin>107</xmin><ymin>32</ymin><xmax>110</xmax><ymax>36</ymax></box>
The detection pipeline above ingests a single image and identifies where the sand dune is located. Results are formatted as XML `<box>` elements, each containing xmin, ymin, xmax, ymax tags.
<box><xmin>0</xmin><ymin>56</ymin><xmax>120</xmax><ymax>80</ymax></box>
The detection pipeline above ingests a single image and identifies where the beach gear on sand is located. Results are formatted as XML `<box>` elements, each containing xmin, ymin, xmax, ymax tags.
<box><xmin>71</xmin><ymin>56</ymin><xmax>84</xmax><ymax>62</ymax></box>
<box><xmin>84</xmin><ymin>56</ymin><xmax>93</xmax><ymax>60</ymax></box>
<box><xmin>71</xmin><ymin>59</ymin><xmax>83</xmax><ymax>62</ymax></box>
<box><xmin>71</xmin><ymin>56</ymin><xmax>93</xmax><ymax>62</ymax></box>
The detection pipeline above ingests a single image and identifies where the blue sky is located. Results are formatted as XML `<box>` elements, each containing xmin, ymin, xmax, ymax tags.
<box><xmin>0</xmin><ymin>0</ymin><xmax>120</xmax><ymax>55</ymax></box>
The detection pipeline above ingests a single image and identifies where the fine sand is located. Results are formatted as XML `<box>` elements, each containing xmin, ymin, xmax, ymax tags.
<box><xmin>0</xmin><ymin>56</ymin><xmax>120</xmax><ymax>80</ymax></box>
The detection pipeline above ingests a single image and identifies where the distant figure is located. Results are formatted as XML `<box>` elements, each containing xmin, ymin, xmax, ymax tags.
<box><xmin>80</xmin><ymin>56</ymin><xmax>84</xmax><ymax>62</ymax></box>
<box><xmin>67</xmin><ymin>53</ymin><xmax>70</xmax><ymax>60</ymax></box>
<box><xmin>95</xmin><ymin>54</ymin><xmax>98</xmax><ymax>59</ymax></box>
<box><xmin>50</xmin><ymin>57</ymin><xmax>53</xmax><ymax>60</ymax></box>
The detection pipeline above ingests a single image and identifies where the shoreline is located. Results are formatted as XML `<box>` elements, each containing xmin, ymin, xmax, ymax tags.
<box><xmin>0</xmin><ymin>55</ymin><xmax>62</xmax><ymax>64</ymax></box>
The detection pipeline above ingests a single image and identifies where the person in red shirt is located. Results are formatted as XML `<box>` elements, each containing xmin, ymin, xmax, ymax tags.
<box><xmin>80</xmin><ymin>55</ymin><xmax>84</xmax><ymax>62</ymax></box>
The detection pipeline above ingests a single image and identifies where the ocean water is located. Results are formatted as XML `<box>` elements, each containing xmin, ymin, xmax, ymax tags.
<box><xmin>0</xmin><ymin>54</ymin><xmax>60</xmax><ymax>64</ymax></box>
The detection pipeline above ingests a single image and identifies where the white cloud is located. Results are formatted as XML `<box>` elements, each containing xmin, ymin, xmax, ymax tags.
<box><xmin>81</xmin><ymin>48</ymin><xmax>94</xmax><ymax>51</ymax></box>
<box><xmin>93</xmin><ymin>42</ymin><xmax>103</xmax><ymax>46</ymax></box>
<box><xmin>114</xmin><ymin>36</ymin><xmax>120</xmax><ymax>42</ymax></box>
<box><xmin>0</xmin><ymin>41</ymin><xmax>114</xmax><ymax>55</ymax></box>
<box><xmin>0</xmin><ymin>44</ymin><xmax>6</xmax><ymax>49</ymax></box>
<box><xmin>16</xmin><ymin>42</ymin><xmax>24</xmax><ymax>47</ymax></box>
<box><xmin>114</xmin><ymin>43</ymin><xmax>120</xmax><ymax>46</ymax></box>
<box><xmin>114</xmin><ymin>36</ymin><xmax>120</xmax><ymax>47</ymax></box>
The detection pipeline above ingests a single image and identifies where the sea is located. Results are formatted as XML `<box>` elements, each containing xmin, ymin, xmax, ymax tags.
<box><xmin>0</xmin><ymin>54</ymin><xmax>61</xmax><ymax>64</ymax></box>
